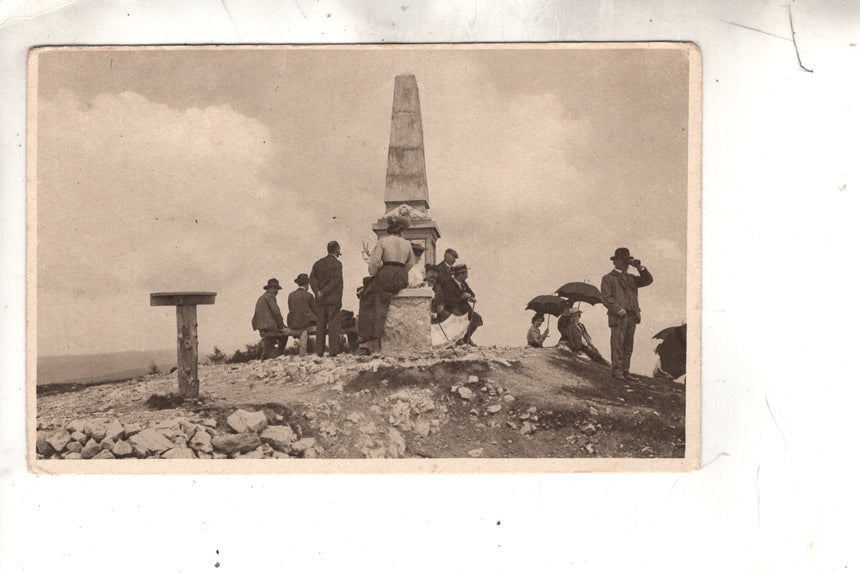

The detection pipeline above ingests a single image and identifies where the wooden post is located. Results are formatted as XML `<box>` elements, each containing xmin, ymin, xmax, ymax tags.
<box><xmin>150</xmin><ymin>292</ymin><xmax>216</xmax><ymax>399</ymax></box>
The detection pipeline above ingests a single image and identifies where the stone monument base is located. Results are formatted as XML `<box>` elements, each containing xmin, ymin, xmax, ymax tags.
<box><xmin>380</xmin><ymin>287</ymin><xmax>433</xmax><ymax>355</ymax></box>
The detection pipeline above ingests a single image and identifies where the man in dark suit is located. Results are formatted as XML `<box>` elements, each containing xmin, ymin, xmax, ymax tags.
<box><xmin>437</xmin><ymin>264</ymin><xmax>483</xmax><ymax>345</ymax></box>
<box><xmin>252</xmin><ymin>278</ymin><xmax>289</xmax><ymax>360</ymax></box>
<box><xmin>309</xmin><ymin>241</ymin><xmax>344</xmax><ymax>357</ymax></box>
<box><xmin>435</xmin><ymin>248</ymin><xmax>458</xmax><ymax>282</ymax></box>
<box><xmin>287</xmin><ymin>273</ymin><xmax>317</xmax><ymax>356</ymax></box>
<box><xmin>600</xmin><ymin>247</ymin><xmax>654</xmax><ymax>381</ymax></box>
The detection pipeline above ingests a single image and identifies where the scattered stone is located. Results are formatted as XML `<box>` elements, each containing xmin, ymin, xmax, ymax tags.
<box><xmin>589</xmin><ymin>406</ymin><xmax>599</xmax><ymax>416</ymax></box>
<box><xmin>496</xmin><ymin>358</ymin><xmax>512</xmax><ymax>367</ymax></box>
<box><xmin>104</xmin><ymin>420</ymin><xmax>125</xmax><ymax>442</ymax></box>
<box><xmin>290</xmin><ymin>437</ymin><xmax>316</xmax><ymax>455</ymax></box>
<box><xmin>202</xmin><ymin>418</ymin><xmax>217</xmax><ymax>428</ymax></box>
<box><xmin>468</xmin><ymin>448</ymin><xmax>484</xmax><ymax>457</ymax></box>
<box><xmin>83</xmin><ymin>421</ymin><xmax>107</xmax><ymax>441</ymax></box>
<box><xmin>36</xmin><ymin>432</ymin><xmax>54</xmax><ymax>456</ymax></box>
<box><xmin>211</xmin><ymin>433</ymin><xmax>261</xmax><ymax>454</ymax></box>
<box><xmin>66</xmin><ymin>420</ymin><xmax>85</xmax><ymax>434</ymax></box>
<box><xmin>189</xmin><ymin>430</ymin><xmax>214</xmax><ymax>453</ymax></box>
<box><xmin>111</xmin><ymin>441</ymin><xmax>133</xmax><ymax>457</ymax></box>
<box><xmin>506</xmin><ymin>421</ymin><xmax>518</xmax><ymax>430</ymax></box>
<box><xmin>238</xmin><ymin>449</ymin><xmax>265</xmax><ymax>459</ymax></box>
<box><xmin>487</xmin><ymin>405</ymin><xmax>502</xmax><ymax>414</ymax></box>
<box><xmin>162</xmin><ymin>446</ymin><xmax>197</xmax><ymax>459</ymax></box>
<box><xmin>129</xmin><ymin>428</ymin><xmax>177</xmax><ymax>457</ymax></box>
<box><xmin>583</xmin><ymin>443</ymin><xmax>595</xmax><ymax>454</ymax></box>
<box><xmin>45</xmin><ymin>429</ymin><xmax>70</xmax><ymax>453</ymax></box>
<box><xmin>519</xmin><ymin>413</ymin><xmax>531</xmax><ymax>420</ymax></box>
<box><xmin>70</xmin><ymin>431</ymin><xmax>87</xmax><ymax>444</ymax></box>
<box><xmin>526</xmin><ymin>406</ymin><xmax>537</xmax><ymax>414</ymax></box>
<box><xmin>347</xmin><ymin>412</ymin><xmax>362</xmax><ymax>424</ymax></box>
<box><xmin>468</xmin><ymin>375</ymin><xmax>479</xmax><ymax>384</ymax></box>
<box><xmin>93</xmin><ymin>449</ymin><xmax>115</xmax><ymax>460</ymax></box>
<box><xmin>502</xmin><ymin>395</ymin><xmax>515</xmax><ymax>403</ymax></box>
<box><xmin>260</xmin><ymin>426</ymin><xmax>297</xmax><ymax>452</ymax></box>
<box><xmin>581</xmin><ymin>423</ymin><xmax>597</xmax><ymax>436</ymax></box>
<box><xmin>227</xmin><ymin>409</ymin><xmax>268</xmax><ymax>434</ymax></box>
<box><xmin>519</xmin><ymin>422</ymin><xmax>535</xmax><ymax>435</ymax></box>
<box><xmin>65</xmin><ymin>441</ymin><xmax>83</xmax><ymax>454</ymax></box>
<box><xmin>271</xmin><ymin>451</ymin><xmax>291</xmax><ymax>459</ymax></box>
<box><xmin>388</xmin><ymin>428</ymin><xmax>406</xmax><ymax>457</ymax></box>
<box><xmin>413</xmin><ymin>420</ymin><xmax>431</xmax><ymax>438</ymax></box>
<box><xmin>458</xmin><ymin>387</ymin><xmax>474</xmax><ymax>400</ymax></box>
<box><xmin>81</xmin><ymin>440</ymin><xmax>102</xmax><ymax>459</ymax></box>
<box><xmin>100</xmin><ymin>438</ymin><xmax>115</xmax><ymax>451</ymax></box>
<box><xmin>63</xmin><ymin>452</ymin><xmax>83</xmax><ymax>460</ymax></box>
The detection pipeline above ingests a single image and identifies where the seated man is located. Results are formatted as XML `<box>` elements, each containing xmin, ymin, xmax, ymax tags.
<box><xmin>527</xmin><ymin>313</ymin><xmax>551</xmax><ymax>348</ymax></box>
<box><xmin>558</xmin><ymin>307</ymin><xmax>610</xmax><ymax>365</ymax></box>
<box><xmin>252</xmin><ymin>278</ymin><xmax>290</xmax><ymax>360</ymax></box>
<box><xmin>437</xmin><ymin>264</ymin><xmax>482</xmax><ymax>346</ymax></box>
<box><xmin>286</xmin><ymin>273</ymin><xmax>316</xmax><ymax>356</ymax></box>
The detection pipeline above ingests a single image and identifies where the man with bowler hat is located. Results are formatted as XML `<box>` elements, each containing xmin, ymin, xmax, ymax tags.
<box><xmin>252</xmin><ymin>278</ymin><xmax>289</xmax><ymax>360</ymax></box>
<box><xmin>287</xmin><ymin>273</ymin><xmax>317</xmax><ymax>356</ymax></box>
<box><xmin>435</xmin><ymin>248</ymin><xmax>459</xmax><ymax>283</ymax></box>
<box><xmin>600</xmin><ymin>247</ymin><xmax>653</xmax><ymax>380</ymax></box>
<box><xmin>309</xmin><ymin>241</ymin><xmax>344</xmax><ymax>357</ymax></box>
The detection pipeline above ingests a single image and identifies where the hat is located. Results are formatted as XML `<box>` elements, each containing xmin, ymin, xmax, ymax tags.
<box><xmin>611</xmin><ymin>247</ymin><xmax>632</xmax><ymax>261</ymax></box>
<box><xmin>444</xmin><ymin>248</ymin><xmax>459</xmax><ymax>258</ymax></box>
<box><xmin>264</xmin><ymin>278</ymin><xmax>282</xmax><ymax>290</ymax></box>
<box><xmin>410</xmin><ymin>240</ymin><xmax>426</xmax><ymax>254</ymax></box>
<box><xmin>451</xmin><ymin>263</ymin><xmax>468</xmax><ymax>274</ymax></box>
<box><xmin>294</xmin><ymin>273</ymin><xmax>309</xmax><ymax>286</ymax></box>
<box><xmin>327</xmin><ymin>240</ymin><xmax>341</xmax><ymax>255</ymax></box>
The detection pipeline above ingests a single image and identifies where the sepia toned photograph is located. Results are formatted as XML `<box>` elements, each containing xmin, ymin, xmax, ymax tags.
<box><xmin>28</xmin><ymin>43</ymin><xmax>700</xmax><ymax>472</ymax></box>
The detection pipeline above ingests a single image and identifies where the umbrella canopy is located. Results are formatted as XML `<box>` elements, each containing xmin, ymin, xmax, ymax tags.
<box><xmin>525</xmin><ymin>295</ymin><xmax>570</xmax><ymax>317</ymax></box>
<box><xmin>555</xmin><ymin>282</ymin><xmax>602</xmax><ymax>305</ymax></box>
<box><xmin>653</xmin><ymin>323</ymin><xmax>687</xmax><ymax>342</ymax></box>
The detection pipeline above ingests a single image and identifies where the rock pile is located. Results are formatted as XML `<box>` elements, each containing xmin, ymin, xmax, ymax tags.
<box><xmin>35</xmin><ymin>408</ymin><xmax>324</xmax><ymax>460</ymax></box>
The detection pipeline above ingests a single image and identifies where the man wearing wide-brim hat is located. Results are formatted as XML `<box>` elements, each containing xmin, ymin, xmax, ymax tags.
<box><xmin>252</xmin><ymin>278</ymin><xmax>290</xmax><ymax>360</ymax></box>
<box><xmin>437</xmin><ymin>263</ymin><xmax>483</xmax><ymax>345</ymax></box>
<box><xmin>287</xmin><ymin>273</ymin><xmax>317</xmax><ymax>356</ymax></box>
<box><xmin>600</xmin><ymin>247</ymin><xmax>654</xmax><ymax>381</ymax></box>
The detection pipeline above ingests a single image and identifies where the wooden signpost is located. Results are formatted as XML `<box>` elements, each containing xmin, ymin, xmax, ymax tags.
<box><xmin>150</xmin><ymin>292</ymin><xmax>216</xmax><ymax>399</ymax></box>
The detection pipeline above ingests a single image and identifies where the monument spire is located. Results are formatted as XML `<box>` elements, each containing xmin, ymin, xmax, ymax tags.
<box><xmin>373</xmin><ymin>74</ymin><xmax>442</xmax><ymax>265</ymax></box>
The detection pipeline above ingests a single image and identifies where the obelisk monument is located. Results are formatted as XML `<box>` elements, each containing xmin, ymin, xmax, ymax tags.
<box><xmin>372</xmin><ymin>74</ymin><xmax>442</xmax><ymax>265</ymax></box>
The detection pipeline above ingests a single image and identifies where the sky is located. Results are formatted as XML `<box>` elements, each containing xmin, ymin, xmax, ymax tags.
<box><xmin>34</xmin><ymin>44</ymin><xmax>691</xmax><ymax>374</ymax></box>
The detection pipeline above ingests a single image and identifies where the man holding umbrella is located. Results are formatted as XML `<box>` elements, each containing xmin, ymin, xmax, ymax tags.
<box><xmin>600</xmin><ymin>247</ymin><xmax>654</xmax><ymax>381</ymax></box>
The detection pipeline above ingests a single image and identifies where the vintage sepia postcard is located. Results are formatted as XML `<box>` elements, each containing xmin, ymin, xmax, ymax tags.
<box><xmin>27</xmin><ymin>43</ymin><xmax>701</xmax><ymax>473</ymax></box>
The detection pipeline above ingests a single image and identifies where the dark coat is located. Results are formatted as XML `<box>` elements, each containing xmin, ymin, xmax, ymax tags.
<box><xmin>287</xmin><ymin>287</ymin><xmax>317</xmax><ymax>329</ymax></box>
<box><xmin>435</xmin><ymin>261</ymin><xmax>455</xmax><ymax>282</ymax></box>
<box><xmin>252</xmin><ymin>291</ymin><xmax>286</xmax><ymax>335</ymax></box>
<box><xmin>600</xmin><ymin>267</ymin><xmax>653</xmax><ymax>326</ymax></box>
<box><xmin>309</xmin><ymin>254</ymin><xmax>343</xmax><ymax>307</ymax></box>
<box><xmin>438</xmin><ymin>277</ymin><xmax>476</xmax><ymax>316</ymax></box>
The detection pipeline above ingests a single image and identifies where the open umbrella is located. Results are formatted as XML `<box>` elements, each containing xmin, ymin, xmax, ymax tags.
<box><xmin>653</xmin><ymin>323</ymin><xmax>687</xmax><ymax>342</ymax></box>
<box><xmin>555</xmin><ymin>282</ymin><xmax>602</xmax><ymax>306</ymax></box>
<box><xmin>525</xmin><ymin>295</ymin><xmax>570</xmax><ymax>317</ymax></box>
<box><xmin>653</xmin><ymin>324</ymin><xmax>687</xmax><ymax>379</ymax></box>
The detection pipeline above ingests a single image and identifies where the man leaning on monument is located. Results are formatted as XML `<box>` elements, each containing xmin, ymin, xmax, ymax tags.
<box><xmin>287</xmin><ymin>273</ymin><xmax>317</xmax><ymax>356</ymax></box>
<box><xmin>309</xmin><ymin>241</ymin><xmax>344</xmax><ymax>358</ymax></box>
<box><xmin>355</xmin><ymin>217</ymin><xmax>416</xmax><ymax>355</ymax></box>
<box><xmin>252</xmin><ymin>278</ymin><xmax>290</xmax><ymax>360</ymax></box>
<box><xmin>600</xmin><ymin>247</ymin><xmax>654</xmax><ymax>381</ymax></box>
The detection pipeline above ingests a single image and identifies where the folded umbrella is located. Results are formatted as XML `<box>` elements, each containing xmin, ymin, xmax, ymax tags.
<box><xmin>555</xmin><ymin>282</ymin><xmax>602</xmax><ymax>306</ymax></box>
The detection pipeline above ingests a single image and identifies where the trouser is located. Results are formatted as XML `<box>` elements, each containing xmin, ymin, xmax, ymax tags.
<box><xmin>315</xmin><ymin>304</ymin><xmax>341</xmax><ymax>357</ymax></box>
<box><xmin>261</xmin><ymin>335</ymin><xmax>288</xmax><ymax>360</ymax></box>
<box><xmin>464</xmin><ymin>311</ymin><xmax>482</xmax><ymax>343</ymax></box>
<box><xmin>609</xmin><ymin>313</ymin><xmax>637</xmax><ymax>376</ymax></box>
<box><xmin>293</xmin><ymin>328</ymin><xmax>309</xmax><ymax>356</ymax></box>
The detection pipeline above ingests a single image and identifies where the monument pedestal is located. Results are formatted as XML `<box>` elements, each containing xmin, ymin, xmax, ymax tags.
<box><xmin>381</xmin><ymin>287</ymin><xmax>433</xmax><ymax>355</ymax></box>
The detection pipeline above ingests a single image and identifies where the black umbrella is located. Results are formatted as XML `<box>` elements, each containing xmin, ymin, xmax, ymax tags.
<box><xmin>653</xmin><ymin>323</ymin><xmax>687</xmax><ymax>342</ymax></box>
<box><xmin>555</xmin><ymin>282</ymin><xmax>602</xmax><ymax>306</ymax></box>
<box><xmin>526</xmin><ymin>295</ymin><xmax>570</xmax><ymax>317</ymax></box>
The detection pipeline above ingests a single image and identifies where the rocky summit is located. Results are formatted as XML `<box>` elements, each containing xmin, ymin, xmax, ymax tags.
<box><xmin>35</xmin><ymin>345</ymin><xmax>686</xmax><ymax>460</ymax></box>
